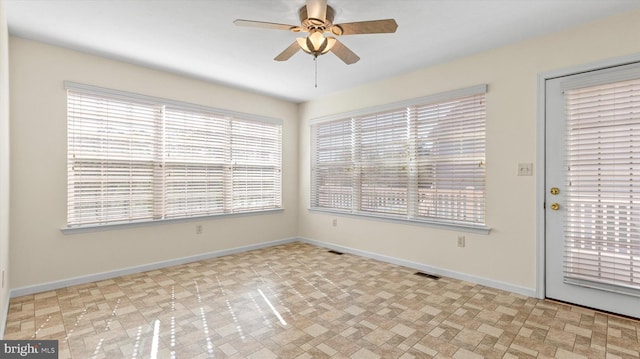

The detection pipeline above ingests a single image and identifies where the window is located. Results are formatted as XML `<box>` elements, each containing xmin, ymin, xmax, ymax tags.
<box><xmin>66</xmin><ymin>82</ymin><xmax>282</xmax><ymax>228</ymax></box>
<box><xmin>310</xmin><ymin>85</ymin><xmax>487</xmax><ymax>231</ymax></box>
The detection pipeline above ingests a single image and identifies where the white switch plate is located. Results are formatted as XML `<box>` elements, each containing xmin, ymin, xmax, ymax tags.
<box><xmin>517</xmin><ymin>163</ymin><xmax>533</xmax><ymax>176</ymax></box>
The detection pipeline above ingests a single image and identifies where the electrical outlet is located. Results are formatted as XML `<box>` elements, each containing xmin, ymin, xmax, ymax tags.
<box><xmin>196</xmin><ymin>225</ymin><xmax>203</xmax><ymax>234</ymax></box>
<box><xmin>332</xmin><ymin>219</ymin><xmax>338</xmax><ymax>227</ymax></box>
<box><xmin>517</xmin><ymin>163</ymin><xmax>533</xmax><ymax>176</ymax></box>
<box><xmin>457</xmin><ymin>236</ymin><xmax>465</xmax><ymax>248</ymax></box>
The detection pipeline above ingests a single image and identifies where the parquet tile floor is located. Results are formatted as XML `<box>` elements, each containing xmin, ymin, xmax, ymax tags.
<box><xmin>4</xmin><ymin>242</ymin><xmax>640</xmax><ymax>358</ymax></box>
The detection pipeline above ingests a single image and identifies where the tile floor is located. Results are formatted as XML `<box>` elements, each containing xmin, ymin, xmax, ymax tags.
<box><xmin>4</xmin><ymin>242</ymin><xmax>640</xmax><ymax>358</ymax></box>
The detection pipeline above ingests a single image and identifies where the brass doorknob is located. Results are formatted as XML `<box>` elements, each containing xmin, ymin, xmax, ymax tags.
<box><xmin>550</xmin><ymin>203</ymin><xmax>560</xmax><ymax>211</ymax></box>
<box><xmin>550</xmin><ymin>187</ymin><xmax>560</xmax><ymax>195</ymax></box>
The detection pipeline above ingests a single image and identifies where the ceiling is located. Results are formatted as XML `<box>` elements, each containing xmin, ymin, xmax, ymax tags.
<box><xmin>5</xmin><ymin>0</ymin><xmax>640</xmax><ymax>103</ymax></box>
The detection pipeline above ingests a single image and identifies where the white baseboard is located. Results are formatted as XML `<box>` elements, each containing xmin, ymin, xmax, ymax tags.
<box><xmin>9</xmin><ymin>236</ymin><xmax>536</xmax><ymax>300</ymax></box>
<box><xmin>298</xmin><ymin>237</ymin><xmax>537</xmax><ymax>298</ymax></box>
<box><xmin>10</xmin><ymin>237</ymin><xmax>298</xmax><ymax>298</ymax></box>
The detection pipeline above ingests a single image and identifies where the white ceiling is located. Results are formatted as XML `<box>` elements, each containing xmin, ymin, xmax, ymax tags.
<box><xmin>5</xmin><ymin>0</ymin><xmax>640</xmax><ymax>103</ymax></box>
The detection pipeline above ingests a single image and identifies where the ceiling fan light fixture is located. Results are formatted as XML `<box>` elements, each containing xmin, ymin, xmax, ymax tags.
<box><xmin>321</xmin><ymin>37</ymin><xmax>336</xmax><ymax>54</ymax></box>
<box><xmin>296</xmin><ymin>37</ymin><xmax>310</xmax><ymax>53</ymax></box>
<box><xmin>308</xmin><ymin>31</ymin><xmax>327</xmax><ymax>51</ymax></box>
<box><xmin>297</xmin><ymin>31</ymin><xmax>335</xmax><ymax>57</ymax></box>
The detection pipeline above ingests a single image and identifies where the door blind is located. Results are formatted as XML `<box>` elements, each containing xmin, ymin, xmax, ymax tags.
<box><xmin>564</xmin><ymin>77</ymin><xmax>640</xmax><ymax>292</ymax></box>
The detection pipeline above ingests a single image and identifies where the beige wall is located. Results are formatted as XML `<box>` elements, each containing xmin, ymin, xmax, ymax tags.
<box><xmin>9</xmin><ymin>37</ymin><xmax>299</xmax><ymax>289</ymax></box>
<box><xmin>298</xmin><ymin>10</ymin><xmax>640</xmax><ymax>293</ymax></box>
<box><xmin>0</xmin><ymin>0</ymin><xmax>10</xmax><ymax>337</ymax></box>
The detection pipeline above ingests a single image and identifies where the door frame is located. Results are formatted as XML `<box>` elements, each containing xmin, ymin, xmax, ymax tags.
<box><xmin>535</xmin><ymin>53</ymin><xmax>640</xmax><ymax>299</ymax></box>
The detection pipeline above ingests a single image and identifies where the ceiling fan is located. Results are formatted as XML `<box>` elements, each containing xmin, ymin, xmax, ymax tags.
<box><xmin>234</xmin><ymin>0</ymin><xmax>398</xmax><ymax>65</ymax></box>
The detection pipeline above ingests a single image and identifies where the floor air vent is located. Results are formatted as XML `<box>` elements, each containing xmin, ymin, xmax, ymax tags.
<box><xmin>414</xmin><ymin>272</ymin><xmax>440</xmax><ymax>280</ymax></box>
<box><xmin>328</xmin><ymin>250</ymin><xmax>344</xmax><ymax>255</ymax></box>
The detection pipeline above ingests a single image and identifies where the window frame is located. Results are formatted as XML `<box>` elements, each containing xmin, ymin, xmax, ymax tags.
<box><xmin>64</xmin><ymin>82</ymin><xmax>283</xmax><ymax>232</ymax></box>
<box><xmin>309</xmin><ymin>85</ymin><xmax>490</xmax><ymax>234</ymax></box>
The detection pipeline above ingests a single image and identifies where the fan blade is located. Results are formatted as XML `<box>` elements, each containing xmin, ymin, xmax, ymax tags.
<box><xmin>234</xmin><ymin>19</ymin><xmax>297</xmax><ymax>31</ymax></box>
<box><xmin>330</xmin><ymin>40</ymin><xmax>360</xmax><ymax>65</ymax></box>
<box><xmin>306</xmin><ymin>0</ymin><xmax>327</xmax><ymax>21</ymax></box>
<box><xmin>274</xmin><ymin>41</ymin><xmax>301</xmax><ymax>61</ymax></box>
<box><xmin>332</xmin><ymin>19</ymin><xmax>398</xmax><ymax>35</ymax></box>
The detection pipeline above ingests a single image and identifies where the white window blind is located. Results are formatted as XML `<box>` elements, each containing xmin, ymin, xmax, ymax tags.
<box><xmin>415</xmin><ymin>94</ymin><xmax>486</xmax><ymax>224</ymax></box>
<box><xmin>312</xmin><ymin>119</ymin><xmax>354</xmax><ymax>210</ymax></box>
<box><xmin>163</xmin><ymin>107</ymin><xmax>228</xmax><ymax>218</ymax></box>
<box><xmin>230</xmin><ymin>120</ymin><xmax>282</xmax><ymax>212</ymax></box>
<box><xmin>67</xmin><ymin>83</ymin><xmax>282</xmax><ymax>228</ymax></box>
<box><xmin>564</xmin><ymin>77</ymin><xmax>640</xmax><ymax>293</ymax></box>
<box><xmin>67</xmin><ymin>92</ymin><xmax>160</xmax><ymax>225</ymax></box>
<box><xmin>311</xmin><ymin>86</ymin><xmax>487</xmax><ymax>230</ymax></box>
<box><xmin>358</xmin><ymin>109</ymin><xmax>409</xmax><ymax>215</ymax></box>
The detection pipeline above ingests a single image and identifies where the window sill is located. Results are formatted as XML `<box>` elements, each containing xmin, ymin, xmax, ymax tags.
<box><xmin>61</xmin><ymin>208</ymin><xmax>285</xmax><ymax>235</ymax></box>
<box><xmin>308</xmin><ymin>208</ymin><xmax>491</xmax><ymax>234</ymax></box>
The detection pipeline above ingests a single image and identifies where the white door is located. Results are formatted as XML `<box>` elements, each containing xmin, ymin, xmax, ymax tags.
<box><xmin>545</xmin><ymin>62</ymin><xmax>640</xmax><ymax>318</ymax></box>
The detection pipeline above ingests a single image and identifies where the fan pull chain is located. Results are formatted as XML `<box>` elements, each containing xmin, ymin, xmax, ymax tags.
<box><xmin>314</xmin><ymin>56</ymin><xmax>318</xmax><ymax>88</ymax></box>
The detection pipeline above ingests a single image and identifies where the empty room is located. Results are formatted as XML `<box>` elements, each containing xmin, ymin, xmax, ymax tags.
<box><xmin>1</xmin><ymin>0</ymin><xmax>640</xmax><ymax>358</ymax></box>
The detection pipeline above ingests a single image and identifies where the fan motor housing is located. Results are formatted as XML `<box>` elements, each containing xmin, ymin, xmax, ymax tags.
<box><xmin>299</xmin><ymin>5</ymin><xmax>336</xmax><ymax>32</ymax></box>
